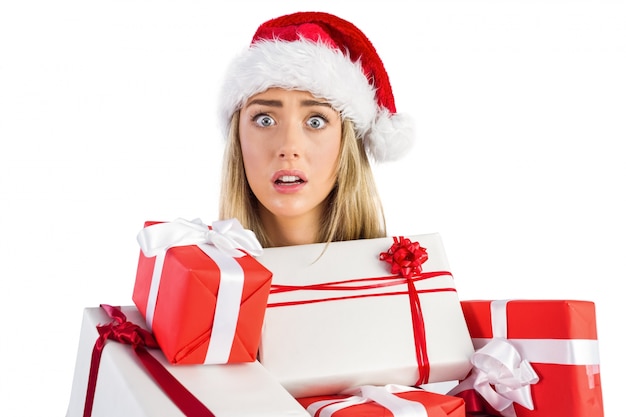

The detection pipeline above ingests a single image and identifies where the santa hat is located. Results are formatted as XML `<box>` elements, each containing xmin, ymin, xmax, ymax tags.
<box><xmin>218</xmin><ymin>11</ymin><xmax>414</xmax><ymax>163</ymax></box>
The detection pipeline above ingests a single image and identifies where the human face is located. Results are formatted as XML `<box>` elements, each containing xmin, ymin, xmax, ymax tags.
<box><xmin>239</xmin><ymin>88</ymin><xmax>342</xmax><ymax>225</ymax></box>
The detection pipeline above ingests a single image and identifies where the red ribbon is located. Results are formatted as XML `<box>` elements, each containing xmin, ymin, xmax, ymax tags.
<box><xmin>268</xmin><ymin>275</ymin><xmax>455</xmax><ymax>307</ymax></box>
<box><xmin>379</xmin><ymin>236</ymin><xmax>431</xmax><ymax>385</ymax></box>
<box><xmin>453</xmin><ymin>388</ymin><xmax>496</xmax><ymax>415</ymax></box>
<box><xmin>83</xmin><ymin>304</ymin><xmax>215</xmax><ymax>417</ymax></box>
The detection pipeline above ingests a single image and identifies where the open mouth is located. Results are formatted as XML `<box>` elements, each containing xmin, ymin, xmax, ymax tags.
<box><xmin>275</xmin><ymin>175</ymin><xmax>305</xmax><ymax>185</ymax></box>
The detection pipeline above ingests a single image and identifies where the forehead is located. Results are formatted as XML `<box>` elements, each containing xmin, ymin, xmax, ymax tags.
<box><xmin>244</xmin><ymin>88</ymin><xmax>329</xmax><ymax>105</ymax></box>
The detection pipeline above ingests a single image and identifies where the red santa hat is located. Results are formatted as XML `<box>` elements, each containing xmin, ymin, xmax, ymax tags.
<box><xmin>218</xmin><ymin>11</ymin><xmax>414</xmax><ymax>163</ymax></box>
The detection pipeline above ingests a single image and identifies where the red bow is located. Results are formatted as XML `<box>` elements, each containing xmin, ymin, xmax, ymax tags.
<box><xmin>83</xmin><ymin>304</ymin><xmax>215</xmax><ymax>417</ymax></box>
<box><xmin>379</xmin><ymin>236</ymin><xmax>429</xmax><ymax>278</ymax></box>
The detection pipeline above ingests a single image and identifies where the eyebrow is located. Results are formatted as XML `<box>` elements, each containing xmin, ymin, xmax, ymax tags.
<box><xmin>245</xmin><ymin>98</ymin><xmax>333</xmax><ymax>109</ymax></box>
<box><xmin>301</xmin><ymin>99</ymin><xmax>333</xmax><ymax>108</ymax></box>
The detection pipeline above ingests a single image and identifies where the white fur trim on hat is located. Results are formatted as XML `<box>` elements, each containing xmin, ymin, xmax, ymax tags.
<box><xmin>218</xmin><ymin>38</ymin><xmax>413</xmax><ymax>163</ymax></box>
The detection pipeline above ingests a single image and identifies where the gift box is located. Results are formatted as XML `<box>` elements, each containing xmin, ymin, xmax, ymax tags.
<box><xmin>256</xmin><ymin>234</ymin><xmax>475</xmax><ymax>397</ymax></box>
<box><xmin>448</xmin><ymin>299</ymin><xmax>604</xmax><ymax>417</ymax></box>
<box><xmin>297</xmin><ymin>384</ymin><xmax>466</xmax><ymax>416</ymax></box>
<box><xmin>65</xmin><ymin>305</ymin><xmax>311</xmax><ymax>417</ymax></box>
<box><xmin>132</xmin><ymin>218</ymin><xmax>272</xmax><ymax>365</ymax></box>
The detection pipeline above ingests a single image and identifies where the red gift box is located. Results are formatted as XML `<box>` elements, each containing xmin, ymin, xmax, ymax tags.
<box><xmin>449</xmin><ymin>300</ymin><xmax>604</xmax><ymax>417</ymax></box>
<box><xmin>132</xmin><ymin>218</ymin><xmax>272</xmax><ymax>365</ymax></box>
<box><xmin>297</xmin><ymin>384</ymin><xmax>465</xmax><ymax>417</ymax></box>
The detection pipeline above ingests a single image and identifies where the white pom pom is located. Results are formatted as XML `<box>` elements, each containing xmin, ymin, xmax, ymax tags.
<box><xmin>364</xmin><ymin>110</ymin><xmax>415</xmax><ymax>163</ymax></box>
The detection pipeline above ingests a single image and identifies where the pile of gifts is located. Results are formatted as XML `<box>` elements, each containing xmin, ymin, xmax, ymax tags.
<box><xmin>65</xmin><ymin>218</ymin><xmax>605</xmax><ymax>416</ymax></box>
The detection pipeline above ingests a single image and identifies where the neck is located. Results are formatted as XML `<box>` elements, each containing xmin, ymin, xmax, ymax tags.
<box><xmin>259</xmin><ymin>209</ymin><xmax>321</xmax><ymax>247</ymax></box>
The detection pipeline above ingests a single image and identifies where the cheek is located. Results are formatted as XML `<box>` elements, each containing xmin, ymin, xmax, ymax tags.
<box><xmin>316</xmin><ymin>136</ymin><xmax>342</xmax><ymax>177</ymax></box>
<box><xmin>239</xmin><ymin>128</ymin><xmax>266</xmax><ymax>169</ymax></box>
<box><xmin>241</xmin><ymin>144</ymin><xmax>263</xmax><ymax>178</ymax></box>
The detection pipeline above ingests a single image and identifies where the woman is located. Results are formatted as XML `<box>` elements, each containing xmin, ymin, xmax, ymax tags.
<box><xmin>218</xmin><ymin>11</ymin><xmax>414</xmax><ymax>247</ymax></box>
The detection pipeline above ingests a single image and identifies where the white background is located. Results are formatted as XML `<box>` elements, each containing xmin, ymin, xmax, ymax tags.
<box><xmin>1</xmin><ymin>0</ymin><xmax>624</xmax><ymax>415</ymax></box>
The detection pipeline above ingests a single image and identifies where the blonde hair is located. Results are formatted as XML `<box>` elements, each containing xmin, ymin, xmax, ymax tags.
<box><xmin>219</xmin><ymin>111</ymin><xmax>386</xmax><ymax>247</ymax></box>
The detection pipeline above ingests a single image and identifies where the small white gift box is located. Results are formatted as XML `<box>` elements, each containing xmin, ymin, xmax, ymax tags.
<box><xmin>65</xmin><ymin>305</ymin><xmax>309</xmax><ymax>417</ymax></box>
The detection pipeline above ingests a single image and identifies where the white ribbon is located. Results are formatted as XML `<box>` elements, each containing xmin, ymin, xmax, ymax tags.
<box><xmin>306</xmin><ymin>385</ymin><xmax>428</xmax><ymax>417</ymax></box>
<box><xmin>471</xmin><ymin>337</ymin><xmax>600</xmax><ymax>366</ymax></box>
<box><xmin>137</xmin><ymin>217</ymin><xmax>262</xmax><ymax>364</ymax></box>
<box><xmin>137</xmin><ymin>217</ymin><xmax>263</xmax><ymax>259</ymax></box>
<box><xmin>476</xmin><ymin>300</ymin><xmax>539</xmax><ymax>415</ymax></box>
<box><xmin>450</xmin><ymin>338</ymin><xmax>539</xmax><ymax>417</ymax></box>
<box><xmin>197</xmin><ymin>243</ymin><xmax>245</xmax><ymax>364</ymax></box>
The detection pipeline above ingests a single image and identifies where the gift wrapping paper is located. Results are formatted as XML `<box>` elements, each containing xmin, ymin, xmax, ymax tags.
<box><xmin>297</xmin><ymin>384</ymin><xmax>465</xmax><ymax>417</ymax></box>
<box><xmin>256</xmin><ymin>233</ymin><xmax>475</xmax><ymax>398</ymax></box>
<box><xmin>132</xmin><ymin>218</ymin><xmax>273</xmax><ymax>365</ymax></box>
<box><xmin>448</xmin><ymin>299</ymin><xmax>604</xmax><ymax>417</ymax></box>
<box><xmin>65</xmin><ymin>305</ymin><xmax>311</xmax><ymax>417</ymax></box>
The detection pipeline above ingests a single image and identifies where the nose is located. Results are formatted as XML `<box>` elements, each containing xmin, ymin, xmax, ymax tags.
<box><xmin>277</xmin><ymin>119</ymin><xmax>303</xmax><ymax>160</ymax></box>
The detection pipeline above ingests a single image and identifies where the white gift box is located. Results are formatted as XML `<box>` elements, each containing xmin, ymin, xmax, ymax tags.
<box><xmin>65</xmin><ymin>306</ymin><xmax>309</xmax><ymax>417</ymax></box>
<box><xmin>257</xmin><ymin>233</ymin><xmax>475</xmax><ymax>398</ymax></box>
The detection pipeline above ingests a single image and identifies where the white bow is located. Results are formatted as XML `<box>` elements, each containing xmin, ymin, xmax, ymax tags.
<box><xmin>137</xmin><ymin>217</ymin><xmax>263</xmax><ymax>258</ymax></box>
<box><xmin>307</xmin><ymin>385</ymin><xmax>428</xmax><ymax>417</ymax></box>
<box><xmin>451</xmin><ymin>338</ymin><xmax>539</xmax><ymax>417</ymax></box>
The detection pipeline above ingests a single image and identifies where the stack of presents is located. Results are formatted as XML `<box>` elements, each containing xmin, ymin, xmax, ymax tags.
<box><xmin>65</xmin><ymin>218</ymin><xmax>605</xmax><ymax>416</ymax></box>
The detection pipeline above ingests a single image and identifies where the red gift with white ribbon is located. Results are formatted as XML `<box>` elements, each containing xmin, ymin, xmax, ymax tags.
<box><xmin>297</xmin><ymin>384</ymin><xmax>465</xmax><ymax>417</ymax></box>
<box><xmin>448</xmin><ymin>299</ymin><xmax>604</xmax><ymax>417</ymax></box>
<box><xmin>132</xmin><ymin>217</ymin><xmax>272</xmax><ymax>365</ymax></box>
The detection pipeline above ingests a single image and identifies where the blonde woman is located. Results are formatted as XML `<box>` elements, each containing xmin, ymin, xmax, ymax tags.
<box><xmin>218</xmin><ymin>11</ymin><xmax>414</xmax><ymax>247</ymax></box>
